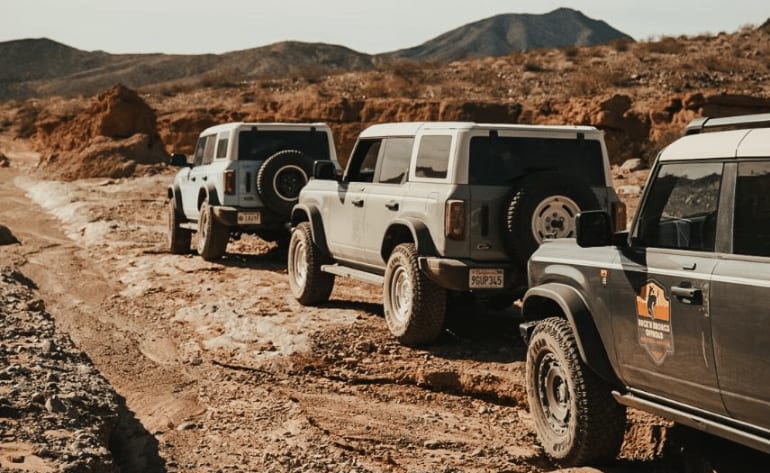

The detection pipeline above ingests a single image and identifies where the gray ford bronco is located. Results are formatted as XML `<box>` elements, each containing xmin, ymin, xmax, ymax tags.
<box><xmin>521</xmin><ymin>113</ymin><xmax>770</xmax><ymax>465</ymax></box>
<box><xmin>289</xmin><ymin>122</ymin><xmax>624</xmax><ymax>345</ymax></box>
<box><xmin>166</xmin><ymin>122</ymin><xmax>337</xmax><ymax>260</ymax></box>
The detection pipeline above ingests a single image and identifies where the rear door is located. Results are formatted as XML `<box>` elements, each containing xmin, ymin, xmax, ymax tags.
<box><xmin>711</xmin><ymin>159</ymin><xmax>770</xmax><ymax>430</ymax></box>
<box><xmin>610</xmin><ymin>161</ymin><xmax>726</xmax><ymax>414</ymax></box>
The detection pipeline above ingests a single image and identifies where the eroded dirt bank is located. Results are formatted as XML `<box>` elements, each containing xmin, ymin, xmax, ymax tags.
<box><xmin>1</xmin><ymin>135</ymin><xmax>768</xmax><ymax>472</ymax></box>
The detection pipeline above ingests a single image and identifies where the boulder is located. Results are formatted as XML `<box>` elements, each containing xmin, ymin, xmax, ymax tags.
<box><xmin>0</xmin><ymin>225</ymin><xmax>19</xmax><ymax>246</ymax></box>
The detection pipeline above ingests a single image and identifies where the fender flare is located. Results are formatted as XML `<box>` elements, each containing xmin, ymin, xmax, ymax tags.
<box><xmin>381</xmin><ymin>217</ymin><xmax>438</xmax><ymax>261</ymax></box>
<box><xmin>167</xmin><ymin>185</ymin><xmax>186</xmax><ymax>220</ymax></box>
<box><xmin>197</xmin><ymin>184</ymin><xmax>220</xmax><ymax>209</ymax></box>
<box><xmin>522</xmin><ymin>282</ymin><xmax>620</xmax><ymax>386</ymax></box>
<box><xmin>291</xmin><ymin>204</ymin><xmax>330</xmax><ymax>255</ymax></box>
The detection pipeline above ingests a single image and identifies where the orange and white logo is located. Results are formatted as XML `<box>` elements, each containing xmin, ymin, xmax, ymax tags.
<box><xmin>636</xmin><ymin>280</ymin><xmax>673</xmax><ymax>364</ymax></box>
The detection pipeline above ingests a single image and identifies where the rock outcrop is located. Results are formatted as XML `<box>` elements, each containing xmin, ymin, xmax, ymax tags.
<box><xmin>34</xmin><ymin>84</ymin><xmax>168</xmax><ymax>180</ymax></box>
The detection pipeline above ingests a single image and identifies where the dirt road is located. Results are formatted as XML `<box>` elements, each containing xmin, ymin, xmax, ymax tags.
<box><xmin>0</xmin><ymin>134</ymin><xmax>766</xmax><ymax>472</ymax></box>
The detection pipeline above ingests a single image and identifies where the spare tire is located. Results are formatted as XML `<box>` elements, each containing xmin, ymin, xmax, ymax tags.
<box><xmin>256</xmin><ymin>149</ymin><xmax>315</xmax><ymax>216</ymax></box>
<box><xmin>503</xmin><ymin>172</ymin><xmax>600</xmax><ymax>266</ymax></box>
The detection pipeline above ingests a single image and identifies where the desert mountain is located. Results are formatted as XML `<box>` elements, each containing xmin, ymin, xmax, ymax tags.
<box><xmin>389</xmin><ymin>8</ymin><xmax>633</xmax><ymax>62</ymax></box>
<box><xmin>0</xmin><ymin>38</ymin><xmax>375</xmax><ymax>101</ymax></box>
<box><xmin>0</xmin><ymin>8</ymin><xmax>630</xmax><ymax>101</ymax></box>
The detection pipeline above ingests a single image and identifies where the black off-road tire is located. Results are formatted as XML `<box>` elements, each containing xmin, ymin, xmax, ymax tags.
<box><xmin>197</xmin><ymin>199</ymin><xmax>229</xmax><ymax>261</ymax></box>
<box><xmin>167</xmin><ymin>197</ymin><xmax>191</xmax><ymax>254</ymax></box>
<box><xmin>525</xmin><ymin>317</ymin><xmax>626</xmax><ymax>466</ymax></box>
<box><xmin>383</xmin><ymin>243</ymin><xmax>447</xmax><ymax>346</ymax></box>
<box><xmin>256</xmin><ymin>149</ymin><xmax>315</xmax><ymax>217</ymax></box>
<box><xmin>504</xmin><ymin>173</ymin><xmax>600</xmax><ymax>266</ymax></box>
<box><xmin>288</xmin><ymin>222</ymin><xmax>335</xmax><ymax>305</ymax></box>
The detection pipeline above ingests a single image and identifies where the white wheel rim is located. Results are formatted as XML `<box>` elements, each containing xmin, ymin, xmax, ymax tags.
<box><xmin>531</xmin><ymin>195</ymin><xmax>580</xmax><ymax>243</ymax></box>
<box><xmin>273</xmin><ymin>165</ymin><xmax>308</xmax><ymax>202</ymax></box>
<box><xmin>537</xmin><ymin>352</ymin><xmax>571</xmax><ymax>435</ymax></box>
<box><xmin>291</xmin><ymin>238</ymin><xmax>308</xmax><ymax>288</ymax></box>
<box><xmin>167</xmin><ymin>201</ymin><xmax>175</xmax><ymax>243</ymax></box>
<box><xmin>389</xmin><ymin>266</ymin><xmax>412</xmax><ymax>325</ymax></box>
<box><xmin>198</xmin><ymin>205</ymin><xmax>208</xmax><ymax>253</ymax></box>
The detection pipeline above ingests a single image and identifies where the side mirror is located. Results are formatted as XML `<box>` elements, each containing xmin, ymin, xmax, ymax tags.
<box><xmin>313</xmin><ymin>160</ymin><xmax>337</xmax><ymax>180</ymax></box>
<box><xmin>576</xmin><ymin>211</ymin><xmax>614</xmax><ymax>247</ymax></box>
<box><xmin>169</xmin><ymin>153</ymin><xmax>189</xmax><ymax>167</ymax></box>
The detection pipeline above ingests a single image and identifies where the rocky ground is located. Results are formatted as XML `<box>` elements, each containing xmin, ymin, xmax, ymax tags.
<box><xmin>0</xmin><ymin>133</ymin><xmax>768</xmax><ymax>473</ymax></box>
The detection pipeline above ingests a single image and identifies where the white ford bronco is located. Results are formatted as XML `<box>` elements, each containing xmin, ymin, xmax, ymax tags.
<box><xmin>288</xmin><ymin>122</ymin><xmax>624</xmax><ymax>345</ymax></box>
<box><xmin>166</xmin><ymin>122</ymin><xmax>337</xmax><ymax>260</ymax></box>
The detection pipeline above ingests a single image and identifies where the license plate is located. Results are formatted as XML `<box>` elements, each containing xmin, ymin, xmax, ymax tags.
<box><xmin>237</xmin><ymin>212</ymin><xmax>261</xmax><ymax>224</ymax></box>
<box><xmin>469</xmin><ymin>269</ymin><xmax>504</xmax><ymax>289</ymax></box>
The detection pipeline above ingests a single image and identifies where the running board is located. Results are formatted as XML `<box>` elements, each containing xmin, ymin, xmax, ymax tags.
<box><xmin>180</xmin><ymin>223</ymin><xmax>197</xmax><ymax>231</ymax></box>
<box><xmin>613</xmin><ymin>391</ymin><xmax>770</xmax><ymax>454</ymax></box>
<box><xmin>321</xmin><ymin>264</ymin><xmax>384</xmax><ymax>285</ymax></box>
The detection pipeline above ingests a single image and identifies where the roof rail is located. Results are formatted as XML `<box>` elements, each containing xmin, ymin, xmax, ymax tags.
<box><xmin>684</xmin><ymin>113</ymin><xmax>770</xmax><ymax>135</ymax></box>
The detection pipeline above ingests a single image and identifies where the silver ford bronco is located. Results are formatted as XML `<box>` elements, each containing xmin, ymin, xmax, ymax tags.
<box><xmin>289</xmin><ymin>121</ymin><xmax>623</xmax><ymax>345</ymax></box>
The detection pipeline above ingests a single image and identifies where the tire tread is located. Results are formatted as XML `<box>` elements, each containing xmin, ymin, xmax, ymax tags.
<box><xmin>526</xmin><ymin>317</ymin><xmax>626</xmax><ymax>466</ymax></box>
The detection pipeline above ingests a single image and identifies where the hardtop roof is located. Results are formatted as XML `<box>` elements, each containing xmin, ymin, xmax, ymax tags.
<box><xmin>359</xmin><ymin>121</ymin><xmax>601</xmax><ymax>138</ymax></box>
<box><xmin>659</xmin><ymin>128</ymin><xmax>770</xmax><ymax>161</ymax></box>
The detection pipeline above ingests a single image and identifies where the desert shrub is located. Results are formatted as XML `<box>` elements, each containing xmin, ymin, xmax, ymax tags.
<box><xmin>641</xmin><ymin>36</ymin><xmax>686</xmax><ymax>55</ymax></box>
<box><xmin>15</xmin><ymin>103</ymin><xmax>38</xmax><ymax>138</ymax></box>
<box><xmin>611</xmin><ymin>38</ymin><xmax>633</xmax><ymax>52</ymax></box>
<box><xmin>696</xmin><ymin>53</ymin><xmax>744</xmax><ymax>73</ymax></box>
<box><xmin>523</xmin><ymin>61</ymin><xmax>547</xmax><ymax>72</ymax></box>
<box><xmin>563</xmin><ymin>46</ymin><xmax>579</xmax><ymax>58</ymax></box>
<box><xmin>294</xmin><ymin>66</ymin><xmax>326</xmax><ymax>84</ymax></box>
<box><xmin>389</xmin><ymin>59</ymin><xmax>424</xmax><ymax>80</ymax></box>
<box><xmin>0</xmin><ymin>116</ymin><xmax>11</xmax><ymax>131</ymax></box>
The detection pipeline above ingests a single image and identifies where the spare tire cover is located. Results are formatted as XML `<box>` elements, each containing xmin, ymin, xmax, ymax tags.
<box><xmin>503</xmin><ymin>172</ymin><xmax>600</xmax><ymax>266</ymax></box>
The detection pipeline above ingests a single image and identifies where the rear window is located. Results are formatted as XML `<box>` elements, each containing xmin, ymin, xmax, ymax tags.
<box><xmin>415</xmin><ymin>135</ymin><xmax>451</xmax><ymax>179</ymax></box>
<box><xmin>469</xmin><ymin>136</ymin><xmax>606</xmax><ymax>186</ymax></box>
<box><xmin>237</xmin><ymin>129</ymin><xmax>330</xmax><ymax>161</ymax></box>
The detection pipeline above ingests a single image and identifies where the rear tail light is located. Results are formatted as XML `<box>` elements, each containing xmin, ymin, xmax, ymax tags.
<box><xmin>445</xmin><ymin>200</ymin><xmax>466</xmax><ymax>241</ymax></box>
<box><xmin>224</xmin><ymin>169</ymin><xmax>235</xmax><ymax>195</ymax></box>
<box><xmin>612</xmin><ymin>201</ymin><xmax>627</xmax><ymax>232</ymax></box>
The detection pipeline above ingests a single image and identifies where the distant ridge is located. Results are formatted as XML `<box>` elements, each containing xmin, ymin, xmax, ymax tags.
<box><xmin>0</xmin><ymin>8</ymin><xmax>633</xmax><ymax>101</ymax></box>
<box><xmin>388</xmin><ymin>8</ymin><xmax>634</xmax><ymax>62</ymax></box>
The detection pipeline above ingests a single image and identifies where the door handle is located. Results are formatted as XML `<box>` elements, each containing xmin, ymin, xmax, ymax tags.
<box><xmin>671</xmin><ymin>285</ymin><xmax>702</xmax><ymax>304</ymax></box>
<box><xmin>385</xmin><ymin>201</ymin><xmax>399</xmax><ymax>211</ymax></box>
<box><xmin>352</xmin><ymin>198</ymin><xmax>364</xmax><ymax>207</ymax></box>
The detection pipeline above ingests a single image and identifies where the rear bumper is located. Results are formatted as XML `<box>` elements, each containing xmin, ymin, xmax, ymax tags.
<box><xmin>417</xmin><ymin>256</ymin><xmax>525</xmax><ymax>294</ymax></box>
<box><xmin>211</xmin><ymin>206</ymin><xmax>288</xmax><ymax>230</ymax></box>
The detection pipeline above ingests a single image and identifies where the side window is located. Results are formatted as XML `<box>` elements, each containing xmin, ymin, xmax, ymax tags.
<box><xmin>346</xmin><ymin>139</ymin><xmax>382</xmax><ymax>183</ymax></box>
<box><xmin>733</xmin><ymin>160</ymin><xmax>770</xmax><ymax>257</ymax></box>
<box><xmin>202</xmin><ymin>135</ymin><xmax>216</xmax><ymax>165</ymax></box>
<box><xmin>216</xmin><ymin>138</ymin><xmax>229</xmax><ymax>159</ymax></box>
<box><xmin>415</xmin><ymin>135</ymin><xmax>451</xmax><ymax>179</ymax></box>
<box><xmin>193</xmin><ymin>137</ymin><xmax>207</xmax><ymax>166</ymax></box>
<box><xmin>635</xmin><ymin>162</ymin><xmax>723</xmax><ymax>251</ymax></box>
<box><xmin>377</xmin><ymin>138</ymin><xmax>414</xmax><ymax>184</ymax></box>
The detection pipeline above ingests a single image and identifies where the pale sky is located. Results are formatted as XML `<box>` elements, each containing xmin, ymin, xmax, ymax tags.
<box><xmin>0</xmin><ymin>0</ymin><xmax>767</xmax><ymax>55</ymax></box>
